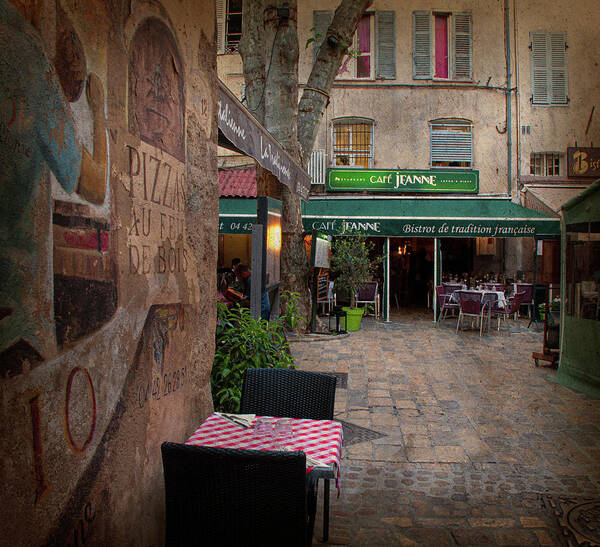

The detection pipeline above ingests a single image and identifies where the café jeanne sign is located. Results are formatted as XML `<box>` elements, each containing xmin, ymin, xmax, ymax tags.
<box><xmin>326</xmin><ymin>168</ymin><xmax>479</xmax><ymax>194</ymax></box>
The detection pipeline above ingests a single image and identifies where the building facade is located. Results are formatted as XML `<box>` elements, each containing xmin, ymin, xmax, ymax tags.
<box><xmin>217</xmin><ymin>1</ymin><xmax>599</xmax><ymax>304</ymax></box>
<box><xmin>1</xmin><ymin>1</ymin><xmax>217</xmax><ymax>544</ymax></box>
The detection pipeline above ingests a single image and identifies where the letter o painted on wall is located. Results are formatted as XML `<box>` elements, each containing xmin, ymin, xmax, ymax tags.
<box><xmin>64</xmin><ymin>367</ymin><xmax>97</xmax><ymax>453</ymax></box>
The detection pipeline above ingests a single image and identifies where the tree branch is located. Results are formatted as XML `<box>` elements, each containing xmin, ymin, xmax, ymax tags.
<box><xmin>297</xmin><ymin>0</ymin><xmax>373</xmax><ymax>163</ymax></box>
<box><xmin>239</xmin><ymin>0</ymin><xmax>267</xmax><ymax>124</ymax></box>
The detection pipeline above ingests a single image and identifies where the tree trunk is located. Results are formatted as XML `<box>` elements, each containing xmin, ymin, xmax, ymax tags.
<box><xmin>238</xmin><ymin>0</ymin><xmax>372</xmax><ymax>331</ymax></box>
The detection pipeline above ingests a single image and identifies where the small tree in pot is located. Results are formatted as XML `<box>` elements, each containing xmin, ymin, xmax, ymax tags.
<box><xmin>331</xmin><ymin>235</ymin><xmax>379</xmax><ymax>330</ymax></box>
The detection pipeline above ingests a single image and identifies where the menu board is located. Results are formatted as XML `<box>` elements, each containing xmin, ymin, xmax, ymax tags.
<box><xmin>310</xmin><ymin>232</ymin><xmax>331</xmax><ymax>269</ymax></box>
<box><xmin>317</xmin><ymin>273</ymin><xmax>329</xmax><ymax>302</ymax></box>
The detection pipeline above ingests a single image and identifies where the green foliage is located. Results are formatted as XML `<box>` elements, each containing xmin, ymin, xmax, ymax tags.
<box><xmin>211</xmin><ymin>303</ymin><xmax>295</xmax><ymax>412</ymax></box>
<box><xmin>279</xmin><ymin>290</ymin><xmax>307</xmax><ymax>331</ymax></box>
<box><xmin>331</xmin><ymin>235</ymin><xmax>381</xmax><ymax>308</ymax></box>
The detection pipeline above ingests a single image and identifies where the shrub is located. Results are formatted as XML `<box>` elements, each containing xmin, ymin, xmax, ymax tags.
<box><xmin>211</xmin><ymin>302</ymin><xmax>295</xmax><ymax>412</ymax></box>
<box><xmin>331</xmin><ymin>235</ymin><xmax>380</xmax><ymax>308</ymax></box>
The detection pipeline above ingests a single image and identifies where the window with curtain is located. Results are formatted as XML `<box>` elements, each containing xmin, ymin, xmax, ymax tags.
<box><xmin>313</xmin><ymin>11</ymin><xmax>396</xmax><ymax>79</ymax></box>
<box><xmin>333</xmin><ymin>118</ymin><xmax>374</xmax><ymax>168</ymax></box>
<box><xmin>430</xmin><ymin>119</ymin><xmax>473</xmax><ymax>168</ymax></box>
<box><xmin>530</xmin><ymin>152</ymin><xmax>563</xmax><ymax>176</ymax></box>
<box><xmin>530</xmin><ymin>31</ymin><xmax>568</xmax><ymax>105</ymax></box>
<box><xmin>413</xmin><ymin>11</ymin><xmax>472</xmax><ymax>81</ymax></box>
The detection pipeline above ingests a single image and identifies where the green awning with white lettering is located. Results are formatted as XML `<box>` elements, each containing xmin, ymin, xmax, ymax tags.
<box><xmin>219</xmin><ymin>197</ymin><xmax>560</xmax><ymax>237</ymax></box>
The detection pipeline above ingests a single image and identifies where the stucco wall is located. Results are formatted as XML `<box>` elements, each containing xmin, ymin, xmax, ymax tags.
<box><xmin>515</xmin><ymin>0</ymin><xmax>600</xmax><ymax>175</ymax></box>
<box><xmin>218</xmin><ymin>0</ymin><xmax>600</xmax><ymax>196</ymax></box>
<box><xmin>0</xmin><ymin>0</ymin><xmax>217</xmax><ymax>544</ymax></box>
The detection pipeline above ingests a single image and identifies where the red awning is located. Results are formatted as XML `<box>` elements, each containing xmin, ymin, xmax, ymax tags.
<box><xmin>219</xmin><ymin>166</ymin><xmax>256</xmax><ymax>198</ymax></box>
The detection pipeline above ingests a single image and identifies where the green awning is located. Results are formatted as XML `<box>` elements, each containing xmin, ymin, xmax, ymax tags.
<box><xmin>219</xmin><ymin>197</ymin><xmax>560</xmax><ymax>237</ymax></box>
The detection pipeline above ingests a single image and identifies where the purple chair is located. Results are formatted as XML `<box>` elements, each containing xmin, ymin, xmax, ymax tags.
<box><xmin>484</xmin><ymin>283</ymin><xmax>506</xmax><ymax>292</ymax></box>
<box><xmin>515</xmin><ymin>283</ymin><xmax>534</xmax><ymax>317</ymax></box>
<box><xmin>496</xmin><ymin>291</ymin><xmax>526</xmax><ymax>330</ymax></box>
<box><xmin>355</xmin><ymin>282</ymin><xmax>379</xmax><ymax>317</ymax></box>
<box><xmin>443</xmin><ymin>283</ymin><xmax>464</xmax><ymax>293</ymax></box>
<box><xmin>436</xmin><ymin>285</ymin><xmax>458</xmax><ymax>324</ymax></box>
<box><xmin>456</xmin><ymin>291</ymin><xmax>492</xmax><ymax>336</ymax></box>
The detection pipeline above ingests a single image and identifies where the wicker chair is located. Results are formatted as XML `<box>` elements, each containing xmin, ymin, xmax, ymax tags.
<box><xmin>161</xmin><ymin>442</ymin><xmax>315</xmax><ymax>547</ymax></box>
<box><xmin>240</xmin><ymin>368</ymin><xmax>336</xmax><ymax>421</ymax></box>
<box><xmin>239</xmin><ymin>368</ymin><xmax>337</xmax><ymax>542</ymax></box>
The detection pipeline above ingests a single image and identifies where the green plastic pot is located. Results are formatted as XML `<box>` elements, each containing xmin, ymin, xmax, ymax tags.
<box><xmin>341</xmin><ymin>307</ymin><xmax>364</xmax><ymax>331</ymax></box>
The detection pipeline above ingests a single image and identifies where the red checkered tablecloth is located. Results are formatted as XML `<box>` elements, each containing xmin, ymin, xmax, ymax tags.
<box><xmin>186</xmin><ymin>413</ymin><xmax>343</xmax><ymax>478</ymax></box>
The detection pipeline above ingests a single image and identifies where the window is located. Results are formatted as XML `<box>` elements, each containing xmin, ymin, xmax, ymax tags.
<box><xmin>413</xmin><ymin>11</ymin><xmax>472</xmax><ymax>80</ymax></box>
<box><xmin>333</xmin><ymin>118</ymin><xmax>374</xmax><ymax>168</ymax></box>
<box><xmin>216</xmin><ymin>0</ymin><xmax>242</xmax><ymax>53</ymax></box>
<box><xmin>430</xmin><ymin>119</ymin><xmax>473</xmax><ymax>168</ymax></box>
<box><xmin>337</xmin><ymin>15</ymin><xmax>373</xmax><ymax>79</ymax></box>
<box><xmin>530</xmin><ymin>31</ymin><xmax>568</xmax><ymax>105</ymax></box>
<box><xmin>530</xmin><ymin>152</ymin><xmax>563</xmax><ymax>176</ymax></box>
<box><xmin>313</xmin><ymin>11</ymin><xmax>395</xmax><ymax>79</ymax></box>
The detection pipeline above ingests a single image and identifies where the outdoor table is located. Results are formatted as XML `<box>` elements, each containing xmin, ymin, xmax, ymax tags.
<box><xmin>450</xmin><ymin>289</ymin><xmax>507</xmax><ymax>309</ymax></box>
<box><xmin>186</xmin><ymin>412</ymin><xmax>343</xmax><ymax>542</ymax></box>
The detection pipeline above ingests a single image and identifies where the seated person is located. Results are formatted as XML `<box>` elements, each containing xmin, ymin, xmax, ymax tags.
<box><xmin>217</xmin><ymin>272</ymin><xmax>243</xmax><ymax>306</ymax></box>
<box><xmin>235</xmin><ymin>264</ymin><xmax>271</xmax><ymax>320</ymax></box>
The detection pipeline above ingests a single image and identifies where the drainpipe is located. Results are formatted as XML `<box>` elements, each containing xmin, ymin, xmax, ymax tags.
<box><xmin>505</xmin><ymin>0</ymin><xmax>512</xmax><ymax>196</ymax></box>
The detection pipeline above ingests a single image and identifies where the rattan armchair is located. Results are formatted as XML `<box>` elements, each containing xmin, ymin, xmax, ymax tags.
<box><xmin>161</xmin><ymin>442</ymin><xmax>315</xmax><ymax>547</ymax></box>
<box><xmin>239</xmin><ymin>368</ymin><xmax>337</xmax><ymax>542</ymax></box>
<box><xmin>240</xmin><ymin>368</ymin><xmax>336</xmax><ymax>421</ymax></box>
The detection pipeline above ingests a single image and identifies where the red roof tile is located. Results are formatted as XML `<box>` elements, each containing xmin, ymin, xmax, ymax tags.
<box><xmin>219</xmin><ymin>166</ymin><xmax>257</xmax><ymax>197</ymax></box>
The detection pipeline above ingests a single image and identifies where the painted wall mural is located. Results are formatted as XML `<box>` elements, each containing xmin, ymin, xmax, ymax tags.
<box><xmin>0</xmin><ymin>0</ymin><xmax>217</xmax><ymax>544</ymax></box>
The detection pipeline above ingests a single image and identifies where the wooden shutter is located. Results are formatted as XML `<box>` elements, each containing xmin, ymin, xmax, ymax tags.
<box><xmin>376</xmin><ymin>11</ymin><xmax>396</xmax><ymax>79</ymax></box>
<box><xmin>430</xmin><ymin>124</ymin><xmax>473</xmax><ymax>167</ymax></box>
<box><xmin>452</xmin><ymin>13</ymin><xmax>472</xmax><ymax>80</ymax></box>
<box><xmin>216</xmin><ymin>0</ymin><xmax>225</xmax><ymax>54</ymax></box>
<box><xmin>313</xmin><ymin>10</ymin><xmax>333</xmax><ymax>61</ymax></box>
<box><xmin>531</xmin><ymin>31</ymin><xmax>549</xmax><ymax>104</ymax></box>
<box><xmin>531</xmin><ymin>31</ymin><xmax>567</xmax><ymax>105</ymax></box>
<box><xmin>413</xmin><ymin>11</ymin><xmax>432</xmax><ymax>79</ymax></box>
<box><xmin>549</xmin><ymin>32</ymin><xmax>567</xmax><ymax>104</ymax></box>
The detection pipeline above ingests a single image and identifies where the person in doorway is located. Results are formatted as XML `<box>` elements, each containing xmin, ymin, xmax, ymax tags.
<box><xmin>235</xmin><ymin>264</ymin><xmax>271</xmax><ymax>320</ymax></box>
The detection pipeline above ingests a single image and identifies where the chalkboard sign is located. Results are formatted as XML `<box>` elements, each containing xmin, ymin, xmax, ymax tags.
<box><xmin>317</xmin><ymin>274</ymin><xmax>329</xmax><ymax>301</ymax></box>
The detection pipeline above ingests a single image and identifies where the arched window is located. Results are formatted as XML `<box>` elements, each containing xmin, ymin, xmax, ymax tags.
<box><xmin>429</xmin><ymin>118</ymin><xmax>472</xmax><ymax>169</ymax></box>
<box><xmin>332</xmin><ymin>117</ymin><xmax>374</xmax><ymax>169</ymax></box>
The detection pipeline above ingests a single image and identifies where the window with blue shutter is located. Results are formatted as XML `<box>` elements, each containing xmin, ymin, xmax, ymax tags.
<box><xmin>313</xmin><ymin>10</ymin><xmax>396</xmax><ymax>80</ymax></box>
<box><xmin>413</xmin><ymin>11</ymin><xmax>472</xmax><ymax>81</ymax></box>
<box><xmin>453</xmin><ymin>14</ymin><xmax>472</xmax><ymax>80</ymax></box>
<box><xmin>376</xmin><ymin>11</ymin><xmax>396</xmax><ymax>79</ymax></box>
<box><xmin>531</xmin><ymin>31</ymin><xmax>568</xmax><ymax>105</ymax></box>
<box><xmin>413</xmin><ymin>11</ymin><xmax>432</xmax><ymax>79</ymax></box>
<box><xmin>430</xmin><ymin>119</ymin><xmax>473</xmax><ymax>169</ymax></box>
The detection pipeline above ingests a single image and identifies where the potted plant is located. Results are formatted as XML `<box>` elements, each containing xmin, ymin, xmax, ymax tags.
<box><xmin>330</xmin><ymin>235</ymin><xmax>380</xmax><ymax>331</ymax></box>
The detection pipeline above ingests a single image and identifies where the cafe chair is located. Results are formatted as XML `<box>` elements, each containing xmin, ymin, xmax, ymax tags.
<box><xmin>354</xmin><ymin>281</ymin><xmax>379</xmax><ymax>318</ymax></box>
<box><xmin>515</xmin><ymin>283</ymin><xmax>534</xmax><ymax>318</ymax></box>
<box><xmin>161</xmin><ymin>442</ymin><xmax>315</xmax><ymax>547</ymax></box>
<box><xmin>484</xmin><ymin>283</ymin><xmax>506</xmax><ymax>292</ymax></box>
<box><xmin>435</xmin><ymin>285</ymin><xmax>458</xmax><ymax>325</ymax></box>
<box><xmin>240</xmin><ymin>368</ymin><xmax>336</xmax><ymax>421</ymax></box>
<box><xmin>443</xmin><ymin>282</ymin><xmax>465</xmax><ymax>293</ymax></box>
<box><xmin>456</xmin><ymin>290</ymin><xmax>492</xmax><ymax>336</ymax></box>
<box><xmin>495</xmin><ymin>291</ymin><xmax>526</xmax><ymax>331</ymax></box>
<box><xmin>240</xmin><ymin>368</ymin><xmax>337</xmax><ymax>542</ymax></box>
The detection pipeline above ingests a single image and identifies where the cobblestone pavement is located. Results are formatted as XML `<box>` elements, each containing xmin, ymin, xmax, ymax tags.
<box><xmin>290</xmin><ymin>310</ymin><xmax>600</xmax><ymax>546</ymax></box>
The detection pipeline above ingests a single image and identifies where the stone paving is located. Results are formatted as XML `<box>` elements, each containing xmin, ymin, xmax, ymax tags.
<box><xmin>290</xmin><ymin>310</ymin><xmax>600</xmax><ymax>546</ymax></box>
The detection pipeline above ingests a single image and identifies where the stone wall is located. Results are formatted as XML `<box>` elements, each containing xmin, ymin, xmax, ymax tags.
<box><xmin>0</xmin><ymin>0</ymin><xmax>217</xmax><ymax>544</ymax></box>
